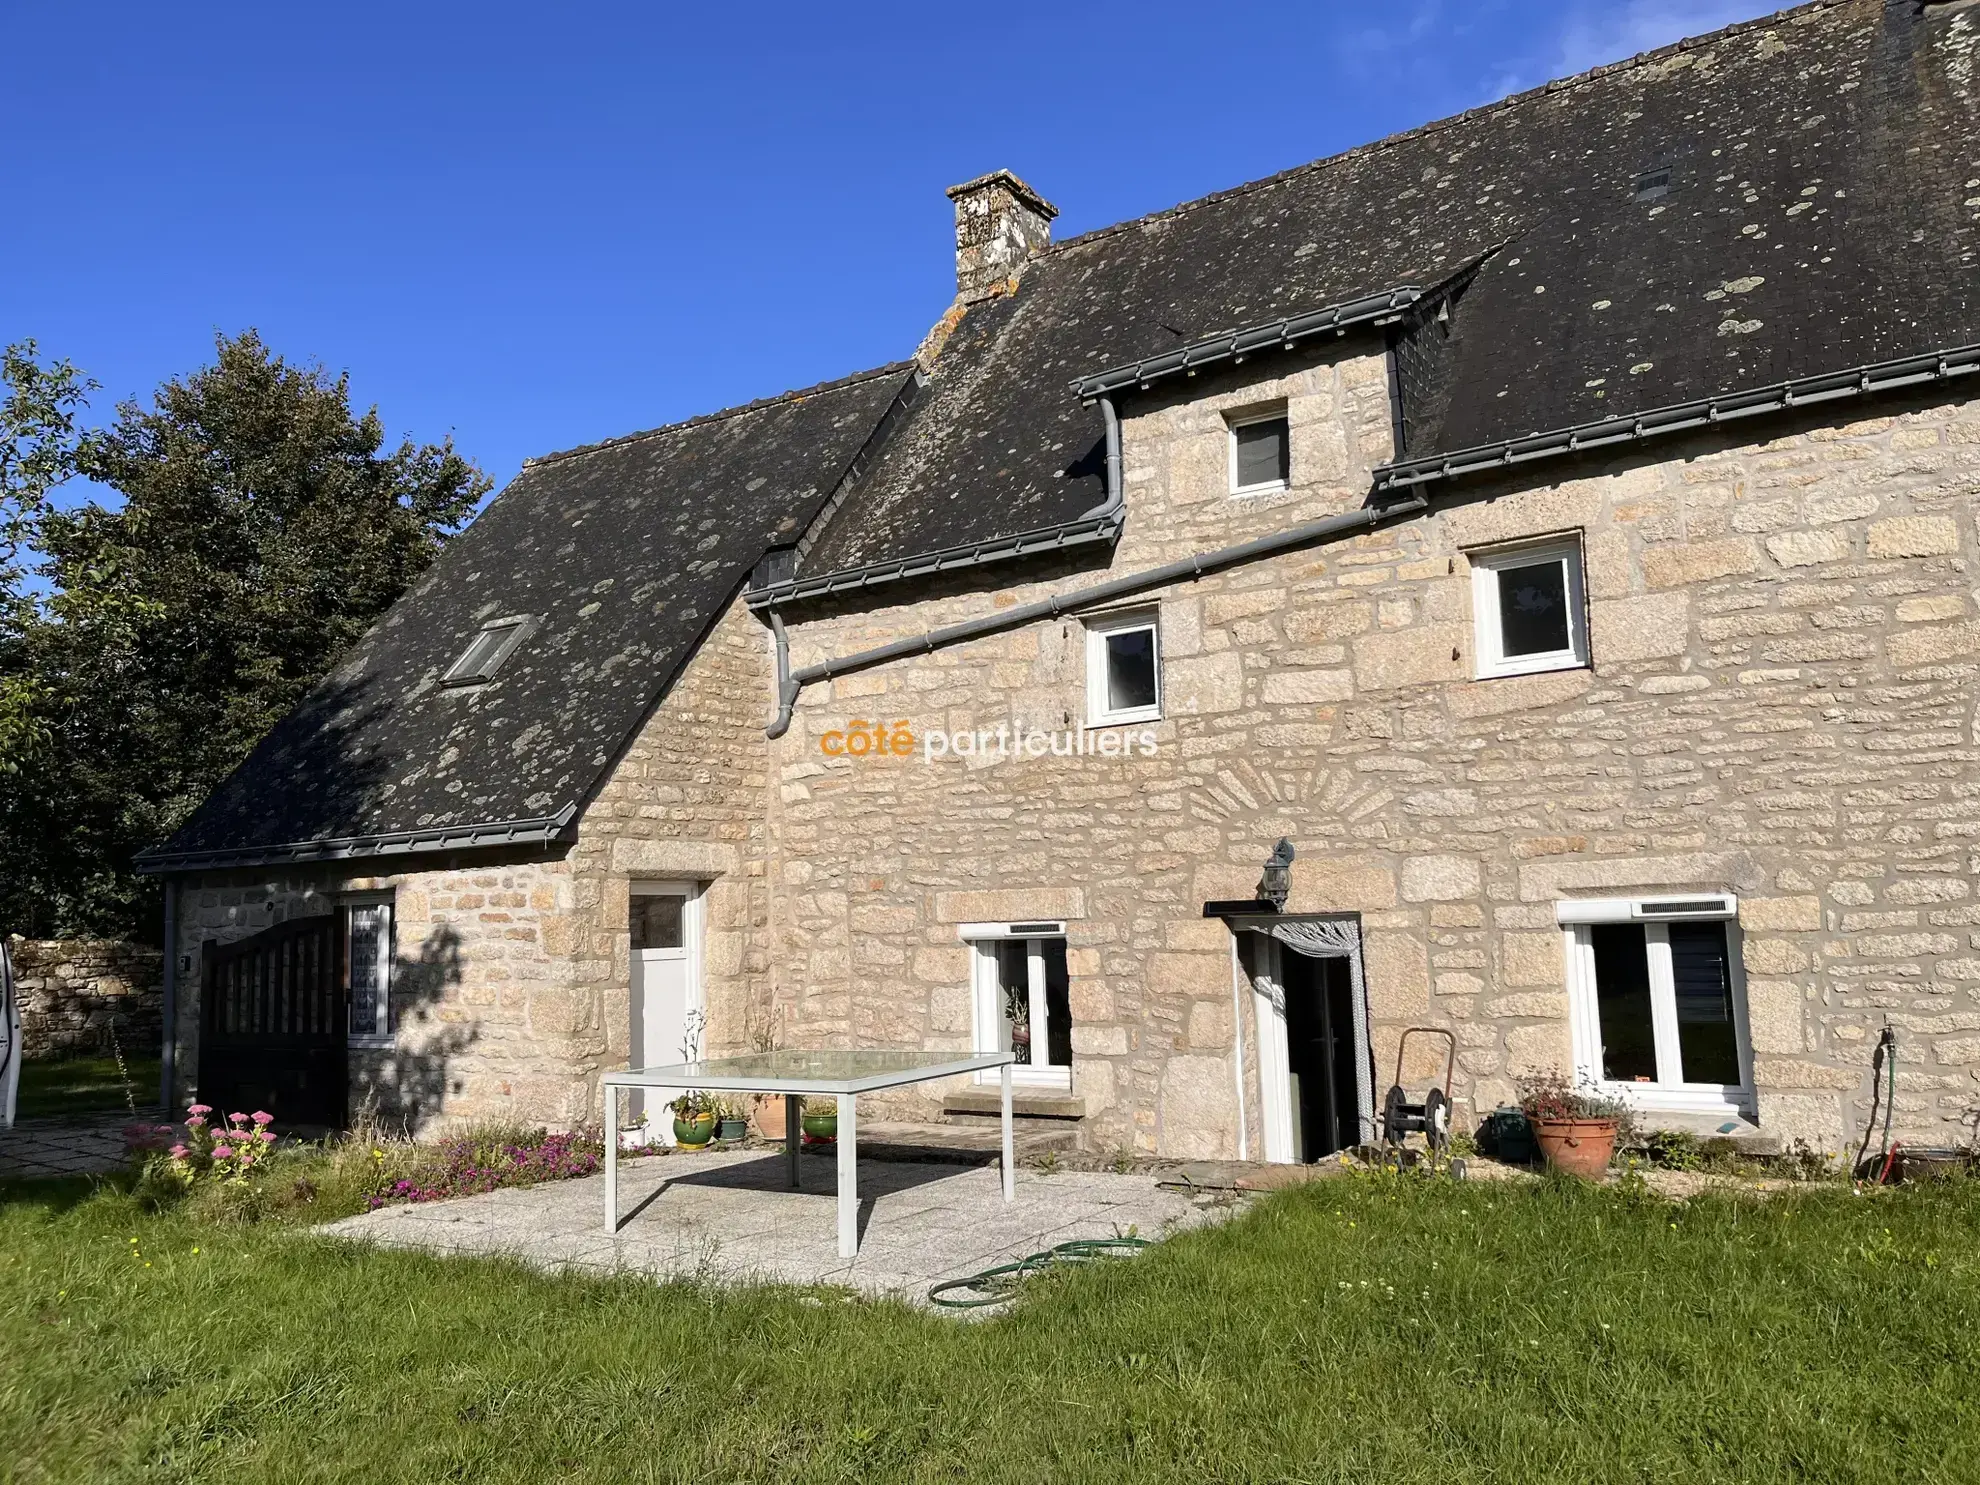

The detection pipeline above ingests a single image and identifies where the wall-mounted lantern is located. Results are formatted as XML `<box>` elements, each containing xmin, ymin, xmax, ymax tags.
<box><xmin>1257</xmin><ymin>838</ymin><xmax>1295</xmax><ymax>912</ymax></box>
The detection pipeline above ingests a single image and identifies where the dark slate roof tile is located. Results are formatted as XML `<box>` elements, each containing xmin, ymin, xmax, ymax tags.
<box><xmin>802</xmin><ymin>0</ymin><xmax>1979</xmax><ymax>574</ymax></box>
<box><xmin>156</xmin><ymin>363</ymin><xmax>913</xmax><ymax>860</ymax></box>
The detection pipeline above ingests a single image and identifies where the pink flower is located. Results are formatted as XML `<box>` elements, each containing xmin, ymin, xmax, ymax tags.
<box><xmin>168</xmin><ymin>1144</ymin><xmax>189</xmax><ymax>1159</ymax></box>
<box><xmin>251</xmin><ymin>1111</ymin><xmax>273</xmax><ymax>1126</ymax></box>
<box><xmin>187</xmin><ymin>1103</ymin><xmax>212</xmax><ymax>1116</ymax></box>
<box><xmin>227</xmin><ymin>1111</ymin><xmax>250</xmax><ymax>1125</ymax></box>
<box><xmin>256</xmin><ymin>1129</ymin><xmax>275</xmax><ymax>1143</ymax></box>
<box><xmin>212</xmin><ymin>1145</ymin><xmax>234</xmax><ymax>1159</ymax></box>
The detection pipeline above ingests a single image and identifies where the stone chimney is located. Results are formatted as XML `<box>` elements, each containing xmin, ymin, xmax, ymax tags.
<box><xmin>945</xmin><ymin>170</ymin><xmax>1058</xmax><ymax>302</ymax></box>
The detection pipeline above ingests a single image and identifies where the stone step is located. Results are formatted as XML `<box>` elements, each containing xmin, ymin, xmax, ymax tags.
<box><xmin>849</xmin><ymin>1119</ymin><xmax>1076</xmax><ymax>1165</ymax></box>
<box><xmin>1627</xmin><ymin>1110</ymin><xmax>1778</xmax><ymax>1157</ymax></box>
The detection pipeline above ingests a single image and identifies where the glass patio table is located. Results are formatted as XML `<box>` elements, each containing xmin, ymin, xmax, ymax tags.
<box><xmin>601</xmin><ymin>1049</ymin><xmax>1018</xmax><ymax>1257</ymax></box>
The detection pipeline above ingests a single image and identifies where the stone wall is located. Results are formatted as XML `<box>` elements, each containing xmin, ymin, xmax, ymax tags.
<box><xmin>171</xmin><ymin>857</ymin><xmax>579</xmax><ymax>1128</ymax></box>
<box><xmin>761</xmin><ymin>338</ymin><xmax>1980</xmax><ymax>1157</ymax></box>
<box><xmin>168</xmin><ymin>600</ymin><xmax>776</xmax><ymax>1133</ymax></box>
<box><xmin>165</xmin><ymin>338</ymin><xmax>1980</xmax><ymax>1158</ymax></box>
<box><xmin>8</xmin><ymin>937</ymin><xmax>163</xmax><ymax>1059</ymax></box>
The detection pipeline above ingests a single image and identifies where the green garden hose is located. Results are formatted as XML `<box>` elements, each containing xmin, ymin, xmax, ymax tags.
<box><xmin>927</xmin><ymin>1236</ymin><xmax>1150</xmax><ymax>1309</ymax></box>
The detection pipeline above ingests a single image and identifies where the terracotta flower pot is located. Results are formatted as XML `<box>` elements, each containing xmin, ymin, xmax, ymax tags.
<box><xmin>752</xmin><ymin>1094</ymin><xmax>789</xmax><ymax>1139</ymax></box>
<box><xmin>673</xmin><ymin>1111</ymin><xmax>716</xmax><ymax>1148</ymax></box>
<box><xmin>1532</xmin><ymin>1116</ymin><xmax>1617</xmax><ymax>1178</ymax></box>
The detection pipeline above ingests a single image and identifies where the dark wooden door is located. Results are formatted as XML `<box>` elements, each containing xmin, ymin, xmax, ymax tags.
<box><xmin>198</xmin><ymin>916</ymin><xmax>348</xmax><ymax>1128</ymax></box>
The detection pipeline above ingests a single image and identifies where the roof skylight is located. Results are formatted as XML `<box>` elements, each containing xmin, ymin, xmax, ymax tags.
<box><xmin>442</xmin><ymin>617</ymin><xmax>533</xmax><ymax>687</ymax></box>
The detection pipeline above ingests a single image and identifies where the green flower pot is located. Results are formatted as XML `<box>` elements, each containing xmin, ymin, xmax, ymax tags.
<box><xmin>800</xmin><ymin>1112</ymin><xmax>837</xmax><ymax>1142</ymax></box>
<box><xmin>673</xmin><ymin>1112</ymin><xmax>716</xmax><ymax>1147</ymax></box>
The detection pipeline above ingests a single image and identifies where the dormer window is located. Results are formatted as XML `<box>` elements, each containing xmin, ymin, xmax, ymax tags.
<box><xmin>1229</xmin><ymin>409</ymin><xmax>1290</xmax><ymax>495</ymax></box>
<box><xmin>442</xmin><ymin>616</ymin><xmax>533</xmax><ymax>687</ymax></box>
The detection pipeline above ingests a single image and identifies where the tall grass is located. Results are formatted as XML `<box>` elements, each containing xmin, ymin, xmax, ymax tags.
<box><xmin>3</xmin><ymin>1168</ymin><xmax>1976</xmax><ymax>1482</ymax></box>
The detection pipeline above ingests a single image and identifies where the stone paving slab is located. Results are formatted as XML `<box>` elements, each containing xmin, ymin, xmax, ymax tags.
<box><xmin>0</xmin><ymin>1108</ymin><xmax>158</xmax><ymax>1178</ymax></box>
<box><xmin>322</xmin><ymin>1147</ymin><xmax>1239</xmax><ymax>1304</ymax></box>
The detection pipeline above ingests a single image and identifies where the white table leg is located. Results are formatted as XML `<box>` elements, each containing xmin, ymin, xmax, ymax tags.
<box><xmin>1001</xmin><ymin>1061</ymin><xmax>1014</xmax><ymax>1202</ymax></box>
<box><xmin>837</xmin><ymin>1092</ymin><xmax>858</xmax><ymax>1259</ymax></box>
<box><xmin>604</xmin><ymin>1083</ymin><xmax>618</xmax><ymax>1234</ymax></box>
<box><xmin>786</xmin><ymin>1092</ymin><xmax>801</xmax><ymax>1189</ymax></box>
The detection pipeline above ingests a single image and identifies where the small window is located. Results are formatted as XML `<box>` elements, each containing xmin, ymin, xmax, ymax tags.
<box><xmin>1560</xmin><ymin>897</ymin><xmax>1751</xmax><ymax>1109</ymax></box>
<box><xmin>1633</xmin><ymin>167</ymin><xmax>1672</xmax><ymax>202</ymax></box>
<box><xmin>1084</xmin><ymin>609</ymin><xmax>1161</xmax><ymax>726</ymax></box>
<box><xmin>345</xmin><ymin>900</ymin><xmax>394</xmax><ymax>1046</ymax></box>
<box><xmin>1229</xmin><ymin>410</ymin><xmax>1290</xmax><ymax>494</ymax></box>
<box><xmin>630</xmin><ymin>893</ymin><xmax>684</xmax><ymax>951</ymax></box>
<box><xmin>1469</xmin><ymin>538</ymin><xmax>1588</xmax><ymax>679</ymax></box>
<box><xmin>442</xmin><ymin>616</ymin><xmax>533</xmax><ymax>686</ymax></box>
<box><xmin>964</xmin><ymin>925</ymin><xmax>1072</xmax><ymax>1091</ymax></box>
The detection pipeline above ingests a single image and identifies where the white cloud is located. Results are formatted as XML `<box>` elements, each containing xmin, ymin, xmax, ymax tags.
<box><xmin>1486</xmin><ymin>0</ymin><xmax>1780</xmax><ymax>102</ymax></box>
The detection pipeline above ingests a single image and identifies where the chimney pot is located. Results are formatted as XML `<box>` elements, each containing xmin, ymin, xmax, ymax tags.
<box><xmin>944</xmin><ymin>169</ymin><xmax>1058</xmax><ymax>301</ymax></box>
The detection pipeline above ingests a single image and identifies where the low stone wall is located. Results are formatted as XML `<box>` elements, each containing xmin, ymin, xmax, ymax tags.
<box><xmin>8</xmin><ymin>937</ymin><xmax>164</xmax><ymax>1059</ymax></box>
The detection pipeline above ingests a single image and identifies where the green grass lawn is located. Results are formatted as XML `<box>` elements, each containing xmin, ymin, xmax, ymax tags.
<box><xmin>3</xmin><ymin>1169</ymin><xmax>1976</xmax><ymax>1483</ymax></box>
<box><xmin>14</xmin><ymin>1055</ymin><xmax>162</xmax><ymax>1120</ymax></box>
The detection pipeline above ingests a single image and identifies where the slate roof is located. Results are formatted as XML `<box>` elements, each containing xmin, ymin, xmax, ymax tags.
<box><xmin>142</xmin><ymin>364</ymin><xmax>913</xmax><ymax>869</ymax></box>
<box><xmin>151</xmin><ymin>0</ymin><xmax>1980</xmax><ymax>871</ymax></box>
<box><xmin>797</xmin><ymin>0</ymin><xmax>1980</xmax><ymax>576</ymax></box>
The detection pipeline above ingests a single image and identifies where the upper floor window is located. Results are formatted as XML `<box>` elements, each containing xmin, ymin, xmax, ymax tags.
<box><xmin>442</xmin><ymin>616</ymin><xmax>533</xmax><ymax>687</ymax></box>
<box><xmin>1084</xmin><ymin>608</ymin><xmax>1161</xmax><ymax>726</ymax></box>
<box><xmin>1229</xmin><ymin>409</ymin><xmax>1290</xmax><ymax>495</ymax></box>
<box><xmin>1469</xmin><ymin>537</ymin><xmax>1588</xmax><ymax>679</ymax></box>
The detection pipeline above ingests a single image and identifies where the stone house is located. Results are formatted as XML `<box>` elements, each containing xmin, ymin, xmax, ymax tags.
<box><xmin>143</xmin><ymin>0</ymin><xmax>1980</xmax><ymax>1160</ymax></box>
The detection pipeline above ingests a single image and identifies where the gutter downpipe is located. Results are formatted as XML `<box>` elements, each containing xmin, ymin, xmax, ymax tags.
<box><xmin>160</xmin><ymin>879</ymin><xmax>177</xmax><ymax>1111</ymax></box>
<box><xmin>763</xmin><ymin>487</ymin><xmax>1429</xmax><ymax>739</ymax></box>
<box><xmin>764</xmin><ymin>394</ymin><xmax>1125</xmax><ymax>740</ymax></box>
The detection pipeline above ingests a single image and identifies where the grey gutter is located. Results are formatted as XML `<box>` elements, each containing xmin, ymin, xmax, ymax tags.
<box><xmin>745</xmin><ymin>508</ymin><xmax>1123</xmax><ymax>611</ymax></box>
<box><xmin>764</xmin><ymin>490</ymin><xmax>1429</xmax><ymax>739</ymax></box>
<box><xmin>133</xmin><ymin>804</ymin><xmax>580</xmax><ymax>876</ymax></box>
<box><xmin>1376</xmin><ymin>342</ymin><xmax>1980</xmax><ymax>491</ymax></box>
<box><xmin>748</xmin><ymin>393</ymin><xmax>1126</xmax><ymax>613</ymax></box>
<box><xmin>1072</xmin><ymin>286</ymin><xmax>1425</xmax><ymax>403</ymax></box>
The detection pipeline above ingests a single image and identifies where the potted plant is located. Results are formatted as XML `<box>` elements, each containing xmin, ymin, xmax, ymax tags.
<box><xmin>800</xmin><ymin>1095</ymin><xmax>838</xmax><ymax>1143</ymax></box>
<box><xmin>714</xmin><ymin>1097</ymin><xmax>748</xmax><ymax>1143</ymax></box>
<box><xmin>1516</xmin><ymin>1070</ymin><xmax>1632</xmax><ymax>1179</ymax></box>
<box><xmin>670</xmin><ymin>1089</ymin><xmax>717</xmax><ymax>1148</ymax></box>
<box><xmin>744</xmin><ymin>1005</ymin><xmax>789</xmax><ymax>1139</ymax></box>
<box><xmin>1004</xmin><ymin>983</ymin><xmax>1031</xmax><ymax>1064</ymax></box>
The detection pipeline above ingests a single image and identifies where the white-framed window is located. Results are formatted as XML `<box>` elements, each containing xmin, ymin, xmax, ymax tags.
<box><xmin>344</xmin><ymin>897</ymin><xmax>394</xmax><ymax>1047</ymax></box>
<box><xmin>1084</xmin><ymin>608</ymin><xmax>1161</xmax><ymax>727</ymax></box>
<box><xmin>961</xmin><ymin>922</ymin><xmax>1072</xmax><ymax>1091</ymax></box>
<box><xmin>1558</xmin><ymin>894</ymin><xmax>1753</xmax><ymax>1114</ymax></box>
<box><xmin>442</xmin><ymin>615</ymin><xmax>534</xmax><ymax>687</ymax></box>
<box><xmin>1228</xmin><ymin>408</ymin><xmax>1290</xmax><ymax>495</ymax></box>
<box><xmin>1469</xmin><ymin>537</ymin><xmax>1589</xmax><ymax>679</ymax></box>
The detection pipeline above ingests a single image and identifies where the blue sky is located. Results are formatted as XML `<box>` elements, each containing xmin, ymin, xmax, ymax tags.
<box><xmin>3</xmin><ymin>0</ymin><xmax>1776</xmax><ymax>501</ymax></box>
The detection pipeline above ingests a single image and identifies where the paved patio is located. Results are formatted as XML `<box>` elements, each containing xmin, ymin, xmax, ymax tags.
<box><xmin>0</xmin><ymin>1109</ymin><xmax>154</xmax><ymax>1179</ymax></box>
<box><xmin>322</xmin><ymin>1146</ymin><xmax>1240</xmax><ymax>1304</ymax></box>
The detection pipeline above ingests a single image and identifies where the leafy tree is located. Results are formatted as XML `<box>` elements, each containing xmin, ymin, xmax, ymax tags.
<box><xmin>0</xmin><ymin>331</ymin><xmax>489</xmax><ymax>938</ymax></box>
<box><xmin>0</xmin><ymin>342</ymin><xmax>93</xmax><ymax>778</ymax></box>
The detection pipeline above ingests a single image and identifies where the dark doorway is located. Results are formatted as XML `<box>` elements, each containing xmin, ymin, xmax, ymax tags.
<box><xmin>1280</xmin><ymin>950</ymin><xmax>1360</xmax><ymax>1162</ymax></box>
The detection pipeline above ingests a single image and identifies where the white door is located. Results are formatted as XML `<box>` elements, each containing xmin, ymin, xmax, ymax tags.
<box><xmin>629</xmin><ymin>883</ymin><xmax>699</xmax><ymax>1142</ymax></box>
